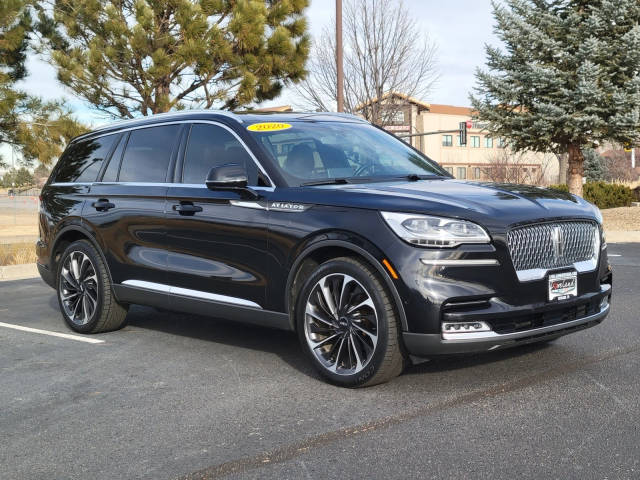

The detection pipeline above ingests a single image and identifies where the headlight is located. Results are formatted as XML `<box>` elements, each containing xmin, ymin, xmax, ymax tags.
<box><xmin>381</xmin><ymin>212</ymin><xmax>491</xmax><ymax>247</ymax></box>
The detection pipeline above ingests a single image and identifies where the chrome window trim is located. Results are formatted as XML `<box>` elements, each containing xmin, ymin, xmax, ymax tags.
<box><xmin>73</xmin><ymin>110</ymin><xmax>242</xmax><ymax>142</ymax></box>
<box><xmin>65</xmin><ymin>119</ymin><xmax>275</xmax><ymax>188</ymax></box>
<box><xmin>51</xmin><ymin>181</ymin><xmax>275</xmax><ymax>192</ymax></box>
<box><xmin>420</xmin><ymin>259</ymin><xmax>500</xmax><ymax>267</ymax></box>
<box><xmin>121</xmin><ymin>280</ymin><xmax>262</xmax><ymax>309</ymax></box>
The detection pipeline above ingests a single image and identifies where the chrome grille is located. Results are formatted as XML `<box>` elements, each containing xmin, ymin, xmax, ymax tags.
<box><xmin>507</xmin><ymin>221</ymin><xmax>598</xmax><ymax>272</ymax></box>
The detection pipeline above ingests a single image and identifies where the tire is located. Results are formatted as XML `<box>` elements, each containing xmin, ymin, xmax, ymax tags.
<box><xmin>295</xmin><ymin>256</ymin><xmax>405</xmax><ymax>387</ymax></box>
<box><xmin>56</xmin><ymin>239</ymin><xmax>128</xmax><ymax>333</ymax></box>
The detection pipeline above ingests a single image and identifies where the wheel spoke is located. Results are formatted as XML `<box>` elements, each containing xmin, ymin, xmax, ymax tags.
<box><xmin>84</xmin><ymin>289</ymin><xmax>97</xmax><ymax>310</ymax></box>
<box><xmin>349</xmin><ymin>334</ymin><xmax>363</xmax><ymax>371</ymax></box>
<box><xmin>82</xmin><ymin>295</ymin><xmax>92</xmax><ymax>323</ymax></box>
<box><xmin>71</xmin><ymin>254</ymin><xmax>81</xmax><ymax>282</ymax></box>
<box><xmin>338</xmin><ymin>275</ymin><xmax>354</xmax><ymax>312</ymax></box>
<box><xmin>320</xmin><ymin>278</ymin><xmax>338</xmax><ymax>318</ymax></box>
<box><xmin>60</xmin><ymin>290</ymin><xmax>80</xmax><ymax>302</ymax></box>
<box><xmin>306</xmin><ymin>304</ymin><xmax>337</xmax><ymax>329</ymax></box>
<box><xmin>309</xmin><ymin>333</ymin><xmax>341</xmax><ymax>350</ymax></box>
<box><xmin>352</xmin><ymin>329</ymin><xmax>374</xmax><ymax>357</ymax></box>
<box><xmin>72</xmin><ymin>294</ymin><xmax>83</xmax><ymax>319</ymax></box>
<box><xmin>346</xmin><ymin>297</ymin><xmax>374</xmax><ymax>315</ymax></box>
<box><xmin>61</xmin><ymin>268</ymin><xmax>79</xmax><ymax>289</ymax></box>
<box><xmin>329</xmin><ymin>336</ymin><xmax>347</xmax><ymax>373</ymax></box>
<box><xmin>351</xmin><ymin>321</ymin><xmax>377</xmax><ymax>343</ymax></box>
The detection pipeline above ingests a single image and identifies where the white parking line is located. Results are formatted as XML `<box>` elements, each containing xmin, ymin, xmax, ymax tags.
<box><xmin>609</xmin><ymin>254</ymin><xmax>622</xmax><ymax>257</ymax></box>
<box><xmin>0</xmin><ymin>322</ymin><xmax>105</xmax><ymax>344</ymax></box>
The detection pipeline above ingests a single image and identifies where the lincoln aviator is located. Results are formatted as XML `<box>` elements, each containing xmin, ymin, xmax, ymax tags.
<box><xmin>37</xmin><ymin>111</ymin><xmax>612</xmax><ymax>387</ymax></box>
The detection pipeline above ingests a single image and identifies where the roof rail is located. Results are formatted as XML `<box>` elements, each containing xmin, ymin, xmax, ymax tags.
<box><xmin>78</xmin><ymin>109</ymin><xmax>241</xmax><ymax>139</ymax></box>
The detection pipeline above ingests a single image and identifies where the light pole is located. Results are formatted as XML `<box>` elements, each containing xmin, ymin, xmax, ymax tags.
<box><xmin>336</xmin><ymin>0</ymin><xmax>344</xmax><ymax>112</ymax></box>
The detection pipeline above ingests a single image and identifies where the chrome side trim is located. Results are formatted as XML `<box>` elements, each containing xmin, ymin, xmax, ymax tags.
<box><xmin>515</xmin><ymin>257</ymin><xmax>598</xmax><ymax>282</ymax></box>
<box><xmin>420</xmin><ymin>259</ymin><xmax>500</xmax><ymax>267</ymax></box>
<box><xmin>229</xmin><ymin>200</ymin><xmax>267</xmax><ymax>210</ymax></box>
<box><xmin>121</xmin><ymin>280</ymin><xmax>262</xmax><ymax>309</ymax></box>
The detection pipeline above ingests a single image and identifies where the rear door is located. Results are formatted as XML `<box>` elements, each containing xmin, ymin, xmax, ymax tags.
<box><xmin>165</xmin><ymin>122</ymin><xmax>271</xmax><ymax>310</ymax></box>
<box><xmin>83</xmin><ymin>124</ymin><xmax>185</xmax><ymax>291</ymax></box>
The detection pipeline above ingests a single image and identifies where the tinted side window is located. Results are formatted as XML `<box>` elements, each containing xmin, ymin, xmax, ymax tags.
<box><xmin>101</xmin><ymin>133</ymin><xmax>126</xmax><ymax>182</ymax></box>
<box><xmin>119</xmin><ymin>125</ymin><xmax>180</xmax><ymax>182</ymax></box>
<box><xmin>54</xmin><ymin>134</ymin><xmax>117</xmax><ymax>183</ymax></box>
<box><xmin>182</xmin><ymin>124</ymin><xmax>256</xmax><ymax>184</ymax></box>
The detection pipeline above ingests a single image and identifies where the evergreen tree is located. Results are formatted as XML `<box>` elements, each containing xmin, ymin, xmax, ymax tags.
<box><xmin>1</xmin><ymin>0</ymin><xmax>86</xmax><ymax>166</ymax></box>
<box><xmin>583</xmin><ymin>148</ymin><xmax>605</xmax><ymax>182</ymax></box>
<box><xmin>472</xmin><ymin>0</ymin><xmax>640</xmax><ymax>196</ymax></box>
<box><xmin>38</xmin><ymin>0</ymin><xmax>310</xmax><ymax>118</ymax></box>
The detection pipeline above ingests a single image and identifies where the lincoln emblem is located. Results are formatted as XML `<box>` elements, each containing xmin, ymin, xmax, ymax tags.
<box><xmin>551</xmin><ymin>225</ymin><xmax>565</xmax><ymax>261</ymax></box>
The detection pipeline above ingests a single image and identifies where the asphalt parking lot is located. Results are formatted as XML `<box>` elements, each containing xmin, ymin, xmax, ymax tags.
<box><xmin>1</xmin><ymin>244</ymin><xmax>639</xmax><ymax>480</ymax></box>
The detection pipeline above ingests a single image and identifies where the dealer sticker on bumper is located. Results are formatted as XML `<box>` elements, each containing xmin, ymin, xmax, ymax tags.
<box><xmin>548</xmin><ymin>271</ymin><xmax>578</xmax><ymax>301</ymax></box>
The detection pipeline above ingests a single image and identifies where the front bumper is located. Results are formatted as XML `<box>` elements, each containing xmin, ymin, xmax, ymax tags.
<box><xmin>403</xmin><ymin>283</ymin><xmax>611</xmax><ymax>356</ymax></box>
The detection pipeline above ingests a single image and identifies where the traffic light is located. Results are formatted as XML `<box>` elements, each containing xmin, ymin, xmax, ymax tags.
<box><xmin>459</xmin><ymin>121</ymin><xmax>468</xmax><ymax>146</ymax></box>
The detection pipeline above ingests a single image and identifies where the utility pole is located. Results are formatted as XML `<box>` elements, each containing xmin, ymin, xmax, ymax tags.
<box><xmin>632</xmin><ymin>147</ymin><xmax>636</xmax><ymax>169</ymax></box>
<box><xmin>336</xmin><ymin>0</ymin><xmax>344</xmax><ymax>112</ymax></box>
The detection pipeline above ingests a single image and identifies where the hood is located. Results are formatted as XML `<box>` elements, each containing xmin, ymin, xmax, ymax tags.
<box><xmin>291</xmin><ymin>179</ymin><xmax>599</xmax><ymax>232</ymax></box>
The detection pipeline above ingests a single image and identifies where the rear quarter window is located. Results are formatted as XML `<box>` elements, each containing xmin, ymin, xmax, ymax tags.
<box><xmin>52</xmin><ymin>134</ymin><xmax>118</xmax><ymax>183</ymax></box>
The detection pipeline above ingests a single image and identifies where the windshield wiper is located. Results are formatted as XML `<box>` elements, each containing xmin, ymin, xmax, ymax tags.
<box><xmin>301</xmin><ymin>178</ymin><xmax>351</xmax><ymax>186</ymax></box>
<box><xmin>405</xmin><ymin>174</ymin><xmax>438</xmax><ymax>181</ymax></box>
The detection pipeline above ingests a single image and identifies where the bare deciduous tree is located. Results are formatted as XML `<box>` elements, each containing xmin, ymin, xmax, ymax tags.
<box><xmin>480</xmin><ymin>149</ymin><xmax>554</xmax><ymax>186</ymax></box>
<box><xmin>295</xmin><ymin>0</ymin><xmax>438</xmax><ymax>126</ymax></box>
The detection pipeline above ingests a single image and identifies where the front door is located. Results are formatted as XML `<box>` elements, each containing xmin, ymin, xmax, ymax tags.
<box><xmin>165</xmin><ymin>122</ymin><xmax>270</xmax><ymax>311</ymax></box>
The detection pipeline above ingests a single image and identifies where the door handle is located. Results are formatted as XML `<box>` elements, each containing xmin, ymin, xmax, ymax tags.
<box><xmin>173</xmin><ymin>202</ymin><xmax>203</xmax><ymax>215</ymax></box>
<box><xmin>92</xmin><ymin>199</ymin><xmax>115</xmax><ymax>211</ymax></box>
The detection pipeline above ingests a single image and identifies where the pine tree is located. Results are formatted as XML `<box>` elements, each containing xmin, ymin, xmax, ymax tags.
<box><xmin>1</xmin><ymin>0</ymin><xmax>86</xmax><ymax>166</ymax></box>
<box><xmin>471</xmin><ymin>0</ymin><xmax>640</xmax><ymax>196</ymax></box>
<box><xmin>38</xmin><ymin>0</ymin><xmax>310</xmax><ymax>118</ymax></box>
<box><xmin>583</xmin><ymin>148</ymin><xmax>605</xmax><ymax>182</ymax></box>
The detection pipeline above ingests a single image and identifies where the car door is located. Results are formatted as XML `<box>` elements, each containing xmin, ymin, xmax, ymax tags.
<box><xmin>83</xmin><ymin>124</ymin><xmax>185</xmax><ymax>296</ymax></box>
<box><xmin>165</xmin><ymin>122</ymin><xmax>271</xmax><ymax>313</ymax></box>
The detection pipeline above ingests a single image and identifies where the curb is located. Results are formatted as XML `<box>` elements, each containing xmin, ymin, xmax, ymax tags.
<box><xmin>0</xmin><ymin>263</ymin><xmax>39</xmax><ymax>282</ymax></box>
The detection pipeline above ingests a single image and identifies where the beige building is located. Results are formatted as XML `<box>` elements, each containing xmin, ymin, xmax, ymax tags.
<box><xmin>357</xmin><ymin>92</ymin><xmax>559</xmax><ymax>185</ymax></box>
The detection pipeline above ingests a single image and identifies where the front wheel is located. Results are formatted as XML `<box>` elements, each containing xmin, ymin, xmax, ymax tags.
<box><xmin>296</xmin><ymin>257</ymin><xmax>405</xmax><ymax>387</ymax></box>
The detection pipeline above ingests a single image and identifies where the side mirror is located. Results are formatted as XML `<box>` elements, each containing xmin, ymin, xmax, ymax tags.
<box><xmin>205</xmin><ymin>163</ymin><xmax>258</xmax><ymax>198</ymax></box>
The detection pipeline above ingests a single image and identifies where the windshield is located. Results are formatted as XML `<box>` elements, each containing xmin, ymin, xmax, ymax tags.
<box><xmin>246</xmin><ymin>121</ymin><xmax>447</xmax><ymax>186</ymax></box>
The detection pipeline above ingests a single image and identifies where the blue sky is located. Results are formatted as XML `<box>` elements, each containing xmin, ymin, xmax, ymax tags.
<box><xmin>15</xmin><ymin>0</ymin><xmax>499</xmax><ymax>129</ymax></box>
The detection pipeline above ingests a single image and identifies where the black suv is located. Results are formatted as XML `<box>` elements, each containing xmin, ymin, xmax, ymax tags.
<box><xmin>37</xmin><ymin>111</ymin><xmax>612</xmax><ymax>387</ymax></box>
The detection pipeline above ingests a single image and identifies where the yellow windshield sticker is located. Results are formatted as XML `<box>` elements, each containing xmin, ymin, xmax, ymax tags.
<box><xmin>247</xmin><ymin>122</ymin><xmax>292</xmax><ymax>132</ymax></box>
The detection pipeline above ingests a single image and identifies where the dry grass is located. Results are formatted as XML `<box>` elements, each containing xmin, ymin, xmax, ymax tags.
<box><xmin>0</xmin><ymin>213</ymin><xmax>39</xmax><ymax>239</ymax></box>
<box><xmin>0</xmin><ymin>242</ymin><xmax>37</xmax><ymax>266</ymax></box>
<box><xmin>601</xmin><ymin>206</ymin><xmax>640</xmax><ymax>231</ymax></box>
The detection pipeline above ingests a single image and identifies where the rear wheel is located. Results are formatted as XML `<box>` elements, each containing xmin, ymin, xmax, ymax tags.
<box><xmin>56</xmin><ymin>240</ymin><xmax>128</xmax><ymax>333</ymax></box>
<box><xmin>296</xmin><ymin>257</ymin><xmax>404</xmax><ymax>387</ymax></box>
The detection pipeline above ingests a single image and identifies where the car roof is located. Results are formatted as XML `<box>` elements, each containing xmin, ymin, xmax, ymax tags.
<box><xmin>72</xmin><ymin>110</ymin><xmax>368</xmax><ymax>143</ymax></box>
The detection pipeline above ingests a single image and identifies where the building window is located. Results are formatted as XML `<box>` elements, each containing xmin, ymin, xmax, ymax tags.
<box><xmin>498</xmin><ymin>137</ymin><xmax>506</xmax><ymax>148</ymax></box>
<box><xmin>471</xmin><ymin>136</ymin><xmax>480</xmax><ymax>148</ymax></box>
<box><xmin>473</xmin><ymin>167</ymin><xmax>481</xmax><ymax>179</ymax></box>
<box><xmin>457</xmin><ymin>167</ymin><xmax>467</xmax><ymax>179</ymax></box>
<box><xmin>445</xmin><ymin>167</ymin><xmax>453</xmax><ymax>175</ymax></box>
<box><xmin>485</xmin><ymin>137</ymin><xmax>493</xmax><ymax>148</ymax></box>
<box><xmin>456</xmin><ymin>134</ymin><xmax>462</xmax><ymax>146</ymax></box>
<box><xmin>442</xmin><ymin>135</ymin><xmax>453</xmax><ymax>147</ymax></box>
